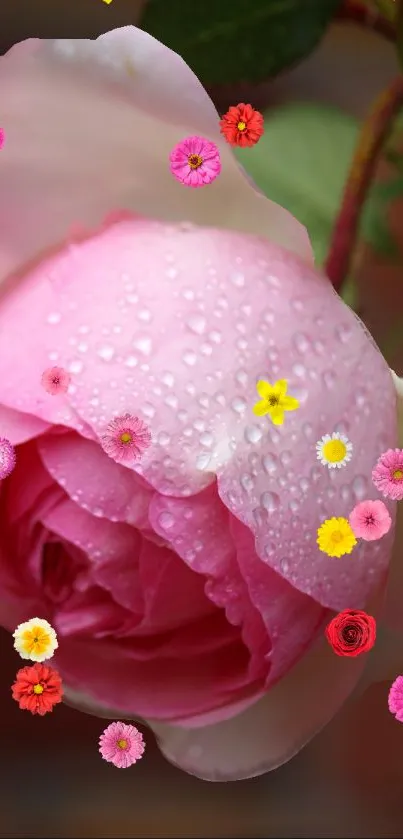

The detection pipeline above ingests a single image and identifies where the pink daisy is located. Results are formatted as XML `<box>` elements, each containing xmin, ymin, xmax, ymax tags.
<box><xmin>349</xmin><ymin>499</ymin><xmax>392</xmax><ymax>541</ymax></box>
<box><xmin>99</xmin><ymin>721</ymin><xmax>145</xmax><ymax>768</ymax></box>
<box><xmin>100</xmin><ymin>413</ymin><xmax>151</xmax><ymax>464</ymax></box>
<box><xmin>0</xmin><ymin>128</ymin><xmax>5</xmax><ymax>149</ymax></box>
<box><xmin>0</xmin><ymin>437</ymin><xmax>16</xmax><ymax>479</ymax></box>
<box><xmin>169</xmin><ymin>135</ymin><xmax>221</xmax><ymax>187</ymax></box>
<box><xmin>41</xmin><ymin>366</ymin><xmax>71</xmax><ymax>395</ymax></box>
<box><xmin>388</xmin><ymin>675</ymin><xmax>403</xmax><ymax>722</ymax></box>
<box><xmin>372</xmin><ymin>448</ymin><xmax>403</xmax><ymax>501</ymax></box>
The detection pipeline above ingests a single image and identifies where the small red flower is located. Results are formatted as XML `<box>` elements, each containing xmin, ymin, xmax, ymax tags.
<box><xmin>219</xmin><ymin>103</ymin><xmax>264</xmax><ymax>147</ymax></box>
<box><xmin>11</xmin><ymin>662</ymin><xmax>63</xmax><ymax>715</ymax></box>
<box><xmin>325</xmin><ymin>609</ymin><xmax>376</xmax><ymax>658</ymax></box>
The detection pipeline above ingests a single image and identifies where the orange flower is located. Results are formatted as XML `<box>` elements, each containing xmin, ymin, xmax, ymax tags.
<box><xmin>11</xmin><ymin>662</ymin><xmax>63</xmax><ymax>715</ymax></box>
<box><xmin>219</xmin><ymin>103</ymin><xmax>264</xmax><ymax>147</ymax></box>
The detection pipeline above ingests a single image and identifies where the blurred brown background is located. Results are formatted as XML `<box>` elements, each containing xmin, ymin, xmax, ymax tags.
<box><xmin>2</xmin><ymin>2</ymin><xmax>403</xmax><ymax>837</ymax></box>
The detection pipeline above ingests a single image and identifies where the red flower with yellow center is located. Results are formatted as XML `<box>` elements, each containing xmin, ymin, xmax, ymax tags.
<box><xmin>219</xmin><ymin>103</ymin><xmax>264</xmax><ymax>147</ymax></box>
<box><xmin>11</xmin><ymin>662</ymin><xmax>63</xmax><ymax>715</ymax></box>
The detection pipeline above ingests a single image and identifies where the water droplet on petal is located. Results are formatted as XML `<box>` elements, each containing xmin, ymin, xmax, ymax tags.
<box><xmin>230</xmin><ymin>271</ymin><xmax>245</xmax><ymax>288</ymax></box>
<box><xmin>261</xmin><ymin>491</ymin><xmax>280</xmax><ymax>513</ymax></box>
<box><xmin>187</xmin><ymin>314</ymin><xmax>207</xmax><ymax>335</ymax></box>
<box><xmin>262</xmin><ymin>453</ymin><xmax>278</xmax><ymax>474</ymax></box>
<box><xmin>46</xmin><ymin>312</ymin><xmax>61</xmax><ymax>325</ymax></box>
<box><xmin>133</xmin><ymin>336</ymin><xmax>153</xmax><ymax>356</ymax></box>
<box><xmin>196</xmin><ymin>452</ymin><xmax>211</xmax><ymax>471</ymax></box>
<box><xmin>158</xmin><ymin>512</ymin><xmax>175</xmax><ymax>530</ymax></box>
<box><xmin>231</xmin><ymin>396</ymin><xmax>247</xmax><ymax>414</ymax></box>
<box><xmin>244</xmin><ymin>425</ymin><xmax>263</xmax><ymax>445</ymax></box>
<box><xmin>162</xmin><ymin>371</ymin><xmax>175</xmax><ymax>387</ymax></box>
<box><xmin>183</xmin><ymin>350</ymin><xmax>197</xmax><ymax>366</ymax></box>
<box><xmin>97</xmin><ymin>345</ymin><xmax>115</xmax><ymax>362</ymax></box>
<box><xmin>124</xmin><ymin>355</ymin><xmax>138</xmax><ymax>368</ymax></box>
<box><xmin>352</xmin><ymin>475</ymin><xmax>368</xmax><ymax>500</ymax></box>
<box><xmin>68</xmin><ymin>360</ymin><xmax>83</xmax><ymax>374</ymax></box>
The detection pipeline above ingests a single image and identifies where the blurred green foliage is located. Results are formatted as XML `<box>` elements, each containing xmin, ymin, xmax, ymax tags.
<box><xmin>140</xmin><ymin>0</ymin><xmax>342</xmax><ymax>85</ymax></box>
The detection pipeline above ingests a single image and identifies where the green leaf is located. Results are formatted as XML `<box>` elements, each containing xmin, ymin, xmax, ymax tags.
<box><xmin>233</xmin><ymin>103</ymin><xmax>359</xmax><ymax>266</ymax></box>
<box><xmin>140</xmin><ymin>0</ymin><xmax>342</xmax><ymax>85</ymax></box>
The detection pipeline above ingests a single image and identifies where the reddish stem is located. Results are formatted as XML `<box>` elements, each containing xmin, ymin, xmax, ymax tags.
<box><xmin>325</xmin><ymin>75</ymin><xmax>403</xmax><ymax>291</ymax></box>
<box><xmin>336</xmin><ymin>0</ymin><xmax>396</xmax><ymax>40</ymax></box>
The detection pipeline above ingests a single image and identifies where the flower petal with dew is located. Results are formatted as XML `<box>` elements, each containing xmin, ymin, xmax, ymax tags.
<box><xmin>99</xmin><ymin>721</ymin><xmax>145</xmax><ymax>768</ymax></box>
<box><xmin>169</xmin><ymin>136</ymin><xmax>221</xmax><ymax>187</ymax></box>
<box><xmin>100</xmin><ymin>413</ymin><xmax>151</xmax><ymax>465</ymax></box>
<box><xmin>12</xmin><ymin>662</ymin><xmax>63</xmax><ymax>715</ymax></box>
<box><xmin>0</xmin><ymin>28</ymin><xmax>313</xmax><ymax>291</ymax></box>
<box><xmin>41</xmin><ymin>366</ymin><xmax>71</xmax><ymax>396</ymax></box>
<box><xmin>220</xmin><ymin>103</ymin><xmax>264</xmax><ymax>148</ymax></box>
<box><xmin>316</xmin><ymin>432</ymin><xmax>353</xmax><ymax>469</ymax></box>
<box><xmin>317</xmin><ymin>517</ymin><xmax>357</xmax><ymax>558</ymax></box>
<box><xmin>0</xmin><ymin>437</ymin><xmax>16</xmax><ymax>479</ymax></box>
<box><xmin>349</xmin><ymin>499</ymin><xmax>392</xmax><ymax>541</ymax></box>
<box><xmin>372</xmin><ymin>448</ymin><xmax>403</xmax><ymax>501</ymax></box>
<box><xmin>13</xmin><ymin>617</ymin><xmax>58</xmax><ymax>661</ymax></box>
<box><xmin>253</xmin><ymin>379</ymin><xmax>299</xmax><ymax>425</ymax></box>
<box><xmin>388</xmin><ymin>675</ymin><xmax>403</xmax><ymax>722</ymax></box>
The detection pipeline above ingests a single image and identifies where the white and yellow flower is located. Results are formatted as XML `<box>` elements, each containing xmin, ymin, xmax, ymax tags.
<box><xmin>13</xmin><ymin>617</ymin><xmax>58</xmax><ymax>662</ymax></box>
<box><xmin>316</xmin><ymin>432</ymin><xmax>353</xmax><ymax>469</ymax></box>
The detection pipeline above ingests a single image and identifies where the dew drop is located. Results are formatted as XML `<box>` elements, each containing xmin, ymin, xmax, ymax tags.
<box><xmin>262</xmin><ymin>453</ymin><xmax>278</xmax><ymax>474</ymax></box>
<box><xmin>352</xmin><ymin>474</ymin><xmax>368</xmax><ymax>500</ymax></box>
<box><xmin>244</xmin><ymin>425</ymin><xmax>263</xmax><ymax>445</ymax></box>
<box><xmin>200</xmin><ymin>432</ymin><xmax>214</xmax><ymax>448</ymax></box>
<box><xmin>241</xmin><ymin>473</ymin><xmax>254</xmax><ymax>493</ymax></box>
<box><xmin>231</xmin><ymin>396</ymin><xmax>247</xmax><ymax>414</ymax></box>
<box><xmin>165</xmin><ymin>394</ymin><xmax>178</xmax><ymax>410</ymax></box>
<box><xmin>292</xmin><ymin>363</ymin><xmax>306</xmax><ymax>378</ymax></box>
<box><xmin>46</xmin><ymin>312</ymin><xmax>61</xmax><ymax>325</ymax></box>
<box><xmin>293</xmin><ymin>332</ymin><xmax>309</xmax><ymax>354</ymax></box>
<box><xmin>68</xmin><ymin>360</ymin><xmax>83</xmax><ymax>374</ymax></box>
<box><xmin>196</xmin><ymin>452</ymin><xmax>211</xmax><ymax>471</ymax></box>
<box><xmin>323</xmin><ymin>370</ymin><xmax>337</xmax><ymax>389</ymax></box>
<box><xmin>261</xmin><ymin>491</ymin><xmax>280</xmax><ymax>512</ymax></box>
<box><xmin>133</xmin><ymin>336</ymin><xmax>153</xmax><ymax>356</ymax></box>
<box><xmin>157</xmin><ymin>432</ymin><xmax>170</xmax><ymax>446</ymax></box>
<box><xmin>142</xmin><ymin>403</ymin><xmax>155</xmax><ymax>419</ymax></box>
<box><xmin>200</xmin><ymin>343</ymin><xmax>213</xmax><ymax>356</ymax></box>
<box><xmin>97</xmin><ymin>345</ymin><xmax>115</xmax><ymax>362</ymax></box>
<box><xmin>280</xmin><ymin>557</ymin><xmax>290</xmax><ymax>573</ymax></box>
<box><xmin>235</xmin><ymin>369</ymin><xmax>248</xmax><ymax>387</ymax></box>
<box><xmin>187</xmin><ymin>314</ymin><xmax>207</xmax><ymax>335</ymax></box>
<box><xmin>183</xmin><ymin>350</ymin><xmax>197</xmax><ymax>366</ymax></box>
<box><xmin>158</xmin><ymin>511</ymin><xmax>175</xmax><ymax>530</ymax></box>
<box><xmin>230</xmin><ymin>271</ymin><xmax>245</xmax><ymax>288</ymax></box>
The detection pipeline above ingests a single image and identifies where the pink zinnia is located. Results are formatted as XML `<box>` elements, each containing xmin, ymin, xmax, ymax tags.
<box><xmin>169</xmin><ymin>135</ymin><xmax>221</xmax><ymax>187</ymax></box>
<box><xmin>349</xmin><ymin>499</ymin><xmax>392</xmax><ymax>541</ymax></box>
<box><xmin>388</xmin><ymin>675</ymin><xmax>403</xmax><ymax>722</ymax></box>
<box><xmin>100</xmin><ymin>412</ymin><xmax>151</xmax><ymax>464</ymax></box>
<box><xmin>0</xmin><ymin>128</ymin><xmax>5</xmax><ymax>149</ymax></box>
<box><xmin>0</xmin><ymin>437</ymin><xmax>16</xmax><ymax>479</ymax></box>
<box><xmin>41</xmin><ymin>366</ymin><xmax>71</xmax><ymax>395</ymax></box>
<box><xmin>372</xmin><ymin>448</ymin><xmax>403</xmax><ymax>501</ymax></box>
<box><xmin>99</xmin><ymin>721</ymin><xmax>145</xmax><ymax>768</ymax></box>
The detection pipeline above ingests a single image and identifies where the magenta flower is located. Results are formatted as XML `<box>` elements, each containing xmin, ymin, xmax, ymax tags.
<box><xmin>101</xmin><ymin>413</ymin><xmax>151</xmax><ymax>464</ymax></box>
<box><xmin>0</xmin><ymin>128</ymin><xmax>5</xmax><ymax>149</ymax></box>
<box><xmin>99</xmin><ymin>721</ymin><xmax>145</xmax><ymax>768</ymax></box>
<box><xmin>349</xmin><ymin>499</ymin><xmax>392</xmax><ymax>541</ymax></box>
<box><xmin>169</xmin><ymin>135</ymin><xmax>221</xmax><ymax>187</ymax></box>
<box><xmin>41</xmin><ymin>366</ymin><xmax>71</xmax><ymax>395</ymax></box>
<box><xmin>0</xmin><ymin>437</ymin><xmax>16</xmax><ymax>479</ymax></box>
<box><xmin>372</xmin><ymin>448</ymin><xmax>403</xmax><ymax>501</ymax></box>
<box><xmin>388</xmin><ymin>675</ymin><xmax>403</xmax><ymax>722</ymax></box>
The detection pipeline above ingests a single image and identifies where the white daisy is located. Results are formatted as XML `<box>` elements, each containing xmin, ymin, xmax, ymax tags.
<box><xmin>13</xmin><ymin>617</ymin><xmax>58</xmax><ymax>662</ymax></box>
<box><xmin>316</xmin><ymin>432</ymin><xmax>353</xmax><ymax>469</ymax></box>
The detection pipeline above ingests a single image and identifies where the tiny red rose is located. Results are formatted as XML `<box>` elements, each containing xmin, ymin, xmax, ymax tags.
<box><xmin>219</xmin><ymin>103</ymin><xmax>264</xmax><ymax>148</ymax></box>
<box><xmin>325</xmin><ymin>609</ymin><xmax>376</xmax><ymax>657</ymax></box>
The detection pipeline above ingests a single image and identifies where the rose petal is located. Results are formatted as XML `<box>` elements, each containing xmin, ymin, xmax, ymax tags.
<box><xmin>1</xmin><ymin>217</ymin><xmax>394</xmax><ymax>612</ymax></box>
<box><xmin>0</xmin><ymin>27</ymin><xmax>312</xmax><ymax>290</ymax></box>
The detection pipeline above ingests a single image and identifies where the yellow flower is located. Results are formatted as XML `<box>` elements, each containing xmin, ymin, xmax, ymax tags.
<box><xmin>13</xmin><ymin>617</ymin><xmax>58</xmax><ymax>662</ymax></box>
<box><xmin>253</xmin><ymin>379</ymin><xmax>299</xmax><ymax>425</ymax></box>
<box><xmin>317</xmin><ymin>517</ymin><xmax>357</xmax><ymax>558</ymax></box>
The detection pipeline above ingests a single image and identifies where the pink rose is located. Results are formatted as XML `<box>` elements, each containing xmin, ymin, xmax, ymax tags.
<box><xmin>0</xmin><ymin>28</ymin><xmax>402</xmax><ymax>782</ymax></box>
